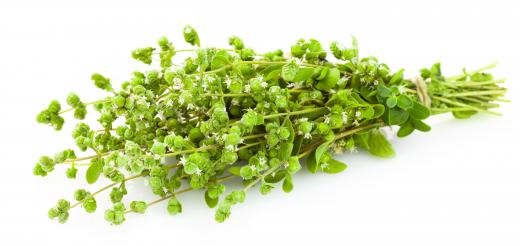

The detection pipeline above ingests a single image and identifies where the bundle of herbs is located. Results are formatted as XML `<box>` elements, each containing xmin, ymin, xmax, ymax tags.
<box><xmin>34</xmin><ymin>25</ymin><xmax>507</xmax><ymax>224</ymax></box>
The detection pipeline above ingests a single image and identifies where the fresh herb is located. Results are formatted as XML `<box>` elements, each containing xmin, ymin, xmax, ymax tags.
<box><xmin>34</xmin><ymin>25</ymin><xmax>507</xmax><ymax>224</ymax></box>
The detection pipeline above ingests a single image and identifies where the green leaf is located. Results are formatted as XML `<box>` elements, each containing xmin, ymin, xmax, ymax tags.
<box><xmin>227</xmin><ymin>166</ymin><xmax>241</xmax><ymax>176</ymax></box>
<box><xmin>279</xmin><ymin>143</ymin><xmax>293</xmax><ymax>161</ymax></box>
<box><xmin>306</xmin><ymin>150</ymin><xmax>319</xmax><ymax>173</ymax></box>
<box><xmin>452</xmin><ymin>110</ymin><xmax>477</xmax><ymax>119</ymax></box>
<box><xmin>293</xmin><ymin>67</ymin><xmax>315</xmax><ymax>82</ymax></box>
<box><xmin>86</xmin><ymin>158</ymin><xmax>104</xmax><ymax>184</ymax></box>
<box><xmin>204</xmin><ymin>190</ymin><xmax>218</xmax><ymax>208</ymax></box>
<box><xmin>282</xmin><ymin>174</ymin><xmax>293</xmax><ymax>193</ymax></box>
<box><xmin>377</xmin><ymin>84</ymin><xmax>392</xmax><ymax>98</ymax></box>
<box><xmin>282</xmin><ymin>116</ymin><xmax>295</xmax><ymax>143</ymax></box>
<box><xmin>397</xmin><ymin>94</ymin><xmax>413</xmax><ymax>110</ymax></box>
<box><xmin>322</xmin><ymin>159</ymin><xmax>348</xmax><ymax>174</ymax></box>
<box><xmin>292</xmin><ymin>135</ymin><xmax>303</xmax><ymax>156</ymax></box>
<box><xmin>386</xmin><ymin>97</ymin><xmax>397</xmax><ymax>108</ymax></box>
<box><xmin>389</xmin><ymin>69</ymin><xmax>404</xmax><ymax>84</ymax></box>
<box><xmin>281</xmin><ymin>60</ymin><xmax>299</xmax><ymax>82</ymax></box>
<box><xmin>388</xmin><ymin>107</ymin><xmax>409</xmax><ymax>125</ymax></box>
<box><xmin>361</xmin><ymin>106</ymin><xmax>375</xmax><ymax>119</ymax></box>
<box><xmin>353</xmin><ymin>133</ymin><xmax>370</xmax><ymax>150</ymax></box>
<box><xmin>315</xmin><ymin>139</ymin><xmax>333</xmax><ymax>164</ymax></box>
<box><xmin>397</xmin><ymin>120</ymin><xmax>414</xmax><ymax>138</ymax></box>
<box><xmin>368</xmin><ymin>130</ymin><xmax>395</xmax><ymax>158</ymax></box>
<box><xmin>411</xmin><ymin>119</ymin><xmax>431</xmax><ymax>132</ymax></box>
<box><xmin>372</xmin><ymin>104</ymin><xmax>385</xmax><ymax>118</ymax></box>
<box><xmin>408</xmin><ymin>101</ymin><xmax>430</xmax><ymax>120</ymax></box>
<box><xmin>316</xmin><ymin>68</ymin><xmax>340</xmax><ymax>91</ymax></box>
<box><xmin>264</xmin><ymin>170</ymin><xmax>287</xmax><ymax>183</ymax></box>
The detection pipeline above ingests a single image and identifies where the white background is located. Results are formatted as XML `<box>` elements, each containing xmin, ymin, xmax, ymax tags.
<box><xmin>1</xmin><ymin>0</ymin><xmax>519</xmax><ymax>245</ymax></box>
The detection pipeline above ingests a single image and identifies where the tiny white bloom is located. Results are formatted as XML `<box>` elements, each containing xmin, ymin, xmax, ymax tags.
<box><xmin>250</xmin><ymin>165</ymin><xmax>257</xmax><ymax>171</ymax></box>
<box><xmin>244</xmin><ymin>84</ymin><xmax>251</xmax><ymax>93</ymax></box>
<box><xmin>259</xmin><ymin>157</ymin><xmax>267</xmax><ymax>166</ymax></box>
<box><xmin>304</xmin><ymin>133</ymin><xmax>312</xmax><ymax>139</ymax></box>
<box><xmin>341</xmin><ymin>112</ymin><xmax>348</xmax><ymax>123</ymax></box>
<box><xmin>225</xmin><ymin>78</ymin><xmax>232</xmax><ymax>88</ymax></box>
<box><xmin>324</xmin><ymin>116</ymin><xmax>331</xmax><ymax>124</ymax></box>
<box><xmin>187</xmin><ymin>103</ymin><xmax>195</xmax><ymax>110</ymax></box>
<box><xmin>321</xmin><ymin>162</ymin><xmax>329</xmax><ymax>169</ymax></box>
<box><xmin>195</xmin><ymin>168</ymin><xmax>202</xmax><ymax>176</ymax></box>
<box><xmin>398</xmin><ymin>85</ymin><xmax>406</xmax><ymax>94</ymax></box>
<box><xmin>179</xmin><ymin>156</ymin><xmax>187</xmax><ymax>166</ymax></box>
<box><xmin>287</xmin><ymin>83</ymin><xmax>295</xmax><ymax>88</ymax></box>
<box><xmin>225</xmin><ymin>145</ymin><xmax>236</xmax><ymax>151</ymax></box>
<box><xmin>260</xmin><ymin>82</ymin><xmax>268</xmax><ymax>88</ymax></box>
<box><xmin>355</xmin><ymin>111</ymin><xmax>361</xmax><ymax>118</ymax></box>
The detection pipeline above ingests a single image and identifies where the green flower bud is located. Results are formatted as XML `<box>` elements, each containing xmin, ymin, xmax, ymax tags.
<box><xmin>188</xmin><ymin>128</ymin><xmax>203</xmax><ymax>143</ymax></box>
<box><xmin>207</xmin><ymin>184</ymin><xmax>225</xmax><ymax>199</ymax></box>
<box><xmin>66</xmin><ymin>93</ymin><xmax>81</xmax><ymax>107</ymax></box>
<box><xmin>36</xmin><ymin>110</ymin><xmax>51</xmax><ymax>124</ymax></box>
<box><xmin>317</xmin><ymin>122</ymin><xmax>331</xmax><ymax>135</ymax></box>
<box><xmin>215</xmin><ymin>204</ymin><xmax>231</xmax><ymax>223</ymax></box>
<box><xmin>230</xmin><ymin>190</ymin><xmax>246</xmax><ymax>203</ymax></box>
<box><xmin>266</xmin><ymin>134</ymin><xmax>279</xmax><ymax>147</ymax></box>
<box><xmin>38</xmin><ymin>156</ymin><xmax>55</xmax><ymax>173</ymax></box>
<box><xmin>299</xmin><ymin>121</ymin><xmax>313</xmax><ymax>134</ymax></box>
<box><xmin>225</xmin><ymin>132</ymin><xmax>241</xmax><ymax>146</ymax></box>
<box><xmin>183</xmin><ymin>25</ymin><xmax>200</xmax><ymax>46</ymax></box>
<box><xmin>291</xmin><ymin>39</ymin><xmax>308</xmax><ymax>58</ymax></box>
<box><xmin>167</xmin><ymin>198</ymin><xmax>182</xmax><ymax>215</ymax></box>
<box><xmin>91</xmin><ymin>73</ymin><xmax>112</xmax><ymax>91</ymax></box>
<box><xmin>33</xmin><ymin>164</ymin><xmax>47</xmax><ymax>177</ymax></box>
<box><xmin>287</xmin><ymin>157</ymin><xmax>301</xmax><ymax>174</ymax></box>
<box><xmin>130</xmin><ymin>201</ymin><xmax>148</xmax><ymax>214</ymax></box>
<box><xmin>48</xmin><ymin>208</ymin><xmax>59</xmax><ymax>219</ymax></box>
<box><xmin>228</xmin><ymin>36</ymin><xmax>244</xmax><ymax>50</ymax></box>
<box><xmin>58</xmin><ymin>212</ymin><xmax>69</xmax><ymax>224</ymax></box>
<box><xmin>124</xmin><ymin>141</ymin><xmax>141</xmax><ymax>156</ymax></box>
<box><xmin>150</xmin><ymin>141</ymin><xmax>166</xmax><ymax>156</ymax></box>
<box><xmin>56</xmin><ymin>199</ymin><xmax>70</xmax><ymax>212</ymax></box>
<box><xmin>239</xmin><ymin>165</ymin><xmax>254</xmax><ymax>180</ymax></box>
<box><xmin>239</xmin><ymin>48</ymin><xmax>255</xmax><ymax>61</ymax></box>
<box><xmin>221</xmin><ymin>150</ymin><xmax>238</xmax><ymax>165</ymax></box>
<box><xmin>83</xmin><ymin>196</ymin><xmax>97</xmax><ymax>213</ymax></box>
<box><xmin>131</xmin><ymin>47</ymin><xmax>155</xmax><ymax>65</ymax></box>
<box><xmin>47</xmin><ymin>100</ymin><xmax>61</xmax><ymax>113</ymax></box>
<box><xmin>278</xmin><ymin>127</ymin><xmax>291</xmax><ymax>140</ymax></box>
<box><xmin>109</xmin><ymin>188</ymin><xmax>124</xmax><ymax>203</ymax></box>
<box><xmin>74</xmin><ymin>189</ymin><xmax>88</xmax><ymax>201</ymax></box>
<box><xmin>66</xmin><ymin>166</ymin><xmax>77</xmax><ymax>179</ymax></box>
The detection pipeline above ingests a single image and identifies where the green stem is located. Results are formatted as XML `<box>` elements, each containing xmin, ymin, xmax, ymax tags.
<box><xmin>447</xmin><ymin>90</ymin><xmax>506</xmax><ymax>97</ymax></box>
<box><xmin>244</xmin><ymin>165</ymin><xmax>280</xmax><ymax>191</ymax></box>
<box><xmin>264</xmin><ymin>107</ymin><xmax>325</xmax><ymax>119</ymax></box>
<box><xmin>58</xmin><ymin>100</ymin><xmax>108</xmax><ymax>115</ymax></box>
<box><xmin>70</xmin><ymin>173</ymin><xmax>144</xmax><ymax>209</ymax></box>
<box><xmin>447</xmin><ymin>62</ymin><xmax>499</xmax><ymax>81</ymax></box>
<box><xmin>432</xmin><ymin>96</ymin><xmax>501</xmax><ymax>115</ymax></box>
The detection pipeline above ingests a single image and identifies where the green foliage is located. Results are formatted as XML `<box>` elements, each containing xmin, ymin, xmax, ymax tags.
<box><xmin>34</xmin><ymin>25</ymin><xmax>505</xmax><ymax>225</ymax></box>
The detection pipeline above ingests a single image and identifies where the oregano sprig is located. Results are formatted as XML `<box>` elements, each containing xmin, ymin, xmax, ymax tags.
<box><xmin>34</xmin><ymin>25</ymin><xmax>506</xmax><ymax>225</ymax></box>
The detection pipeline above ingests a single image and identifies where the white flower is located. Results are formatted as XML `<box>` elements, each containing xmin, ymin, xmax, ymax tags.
<box><xmin>195</xmin><ymin>168</ymin><xmax>202</xmax><ymax>176</ymax></box>
<box><xmin>287</xmin><ymin>83</ymin><xmax>296</xmax><ymax>88</ymax></box>
<box><xmin>299</xmin><ymin>117</ymin><xmax>308</xmax><ymax>122</ymax></box>
<box><xmin>321</xmin><ymin>162</ymin><xmax>329</xmax><ymax>169</ymax></box>
<box><xmin>201</xmin><ymin>82</ymin><xmax>208</xmax><ymax>91</ymax></box>
<box><xmin>260</xmin><ymin>82</ymin><xmax>268</xmax><ymax>88</ymax></box>
<box><xmin>355</xmin><ymin>111</ymin><xmax>361</xmax><ymax>118</ymax></box>
<box><xmin>179</xmin><ymin>156</ymin><xmax>187</xmax><ymax>166</ymax></box>
<box><xmin>341</xmin><ymin>112</ymin><xmax>348</xmax><ymax>123</ymax></box>
<box><xmin>244</xmin><ymin>84</ymin><xmax>251</xmax><ymax>93</ymax></box>
<box><xmin>373</xmin><ymin>80</ymin><xmax>379</xmax><ymax>85</ymax></box>
<box><xmin>225</xmin><ymin>78</ymin><xmax>232</xmax><ymax>88</ymax></box>
<box><xmin>250</xmin><ymin>165</ymin><xmax>257</xmax><ymax>171</ymax></box>
<box><xmin>178</xmin><ymin>96</ymin><xmax>185</xmax><ymax>105</ymax></box>
<box><xmin>259</xmin><ymin>157</ymin><xmax>267</xmax><ymax>166</ymax></box>
<box><xmin>353</xmin><ymin>120</ymin><xmax>359</xmax><ymax>126</ymax></box>
<box><xmin>324</xmin><ymin>116</ymin><xmax>331</xmax><ymax>124</ymax></box>
<box><xmin>225</xmin><ymin>145</ymin><xmax>237</xmax><ymax>151</ymax></box>
<box><xmin>264</xmin><ymin>102</ymin><xmax>270</xmax><ymax>108</ymax></box>
<box><xmin>187</xmin><ymin>103</ymin><xmax>195</xmax><ymax>110</ymax></box>
<box><xmin>304</xmin><ymin>133</ymin><xmax>312</xmax><ymax>139</ymax></box>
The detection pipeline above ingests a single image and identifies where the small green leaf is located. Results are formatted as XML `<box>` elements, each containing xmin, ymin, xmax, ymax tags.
<box><xmin>361</xmin><ymin>106</ymin><xmax>375</xmax><ymax>119</ymax></box>
<box><xmin>397</xmin><ymin>120</ymin><xmax>414</xmax><ymax>138</ymax></box>
<box><xmin>386</xmin><ymin>97</ymin><xmax>397</xmax><ymax>108</ymax></box>
<box><xmin>306</xmin><ymin>150</ymin><xmax>319</xmax><ymax>173</ymax></box>
<box><xmin>368</xmin><ymin>130</ymin><xmax>395</xmax><ymax>158</ymax></box>
<box><xmin>282</xmin><ymin>116</ymin><xmax>295</xmax><ymax>143</ymax></box>
<box><xmin>452</xmin><ymin>110</ymin><xmax>477</xmax><ymax>119</ymax></box>
<box><xmin>282</xmin><ymin>174</ymin><xmax>293</xmax><ymax>193</ymax></box>
<box><xmin>322</xmin><ymin>159</ymin><xmax>348</xmax><ymax>174</ymax></box>
<box><xmin>411</xmin><ymin>119</ymin><xmax>431</xmax><ymax>132</ymax></box>
<box><xmin>86</xmin><ymin>158</ymin><xmax>104</xmax><ymax>184</ymax></box>
<box><xmin>353</xmin><ymin>133</ymin><xmax>369</xmax><ymax>150</ymax></box>
<box><xmin>264</xmin><ymin>170</ymin><xmax>287</xmax><ymax>183</ymax></box>
<box><xmin>315</xmin><ymin>139</ymin><xmax>333</xmax><ymax>165</ymax></box>
<box><xmin>227</xmin><ymin>166</ymin><xmax>241</xmax><ymax>176</ymax></box>
<box><xmin>397</xmin><ymin>94</ymin><xmax>413</xmax><ymax>110</ymax></box>
<box><xmin>291</xmin><ymin>135</ymin><xmax>304</xmax><ymax>156</ymax></box>
<box><xmin>316</xmin><ymin>68</ymin><xmax>340</xmax><ymax>91</ymax></box>
<box><xmin>389</xmin><ymin>69</ymin><xmax>404</xmax><ymax>84</ymax></box>
<box><xmin>293</xmin><ymin>67</ymin><xmax>315</xmax><ymax>82</ymax></box>
<box><xmin>204</xmin><ymin>190</ymin><xmax>218</xmax><ymax>208</ymax></box>
<box><xmin>377</xmin><ymin>84</ymin><xmax>392</xmax><ymax>98</ymax></box>
<box><xmin>388</xmin><ymin>107</ymin><xmax>409</xmax><ymax>125</ymax></box>
<box><xmin>408</xmin><ymin>101</ymin><xmax>430</xmax><ymax>120</ymax></box>
<box><xmin>281</xmin><ymin>60</ymin><xmax>299</xmax><ymax>82</ymax></box>
<box><xmin>279</xmin><ymin>143</ymin><xmax>293</xmax><ymax>161</ymax></box>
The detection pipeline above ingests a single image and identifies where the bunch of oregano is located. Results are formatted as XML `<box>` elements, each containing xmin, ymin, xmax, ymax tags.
<box><xmin>34</xmin><ymin>25</ymin><xmax>507</xmax><ymax>224</ymax></box>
